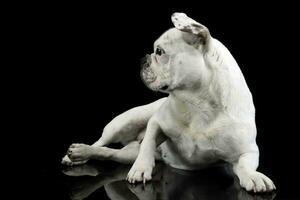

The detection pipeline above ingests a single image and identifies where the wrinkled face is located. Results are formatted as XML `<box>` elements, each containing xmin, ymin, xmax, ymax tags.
<box><xmin>140</xmin><ymin>13</ymin><xmax>211</xmax><ymax>93</ymax></box>
<box><xmin>140</xmin><ymin>30</ymin><xmax>174</xmax><ymax>92</ymax></box>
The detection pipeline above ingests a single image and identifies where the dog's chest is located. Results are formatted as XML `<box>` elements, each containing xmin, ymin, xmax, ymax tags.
<box><xmin>159</xmin><ymin>100</ymin><xmax>225</xmax><ymax>163</ymax></box>
<box><xmin>161</xmin><ymin>97</ymin><xmax>232</xmax><ymax>165</ymax></box>
<box><xmin>161</xmin><ymin>97</ymin><xmax>217</xmax><ymax>138</ymax></box>
<box><xmin>170</xmin><ymin>123</ymin><xmax>220</xmax><ymax>156</ymax></box>
<box><xmin>160</xmin><ymin>124</ymin><xmax>224</xmax><ymax>168</ymax></box>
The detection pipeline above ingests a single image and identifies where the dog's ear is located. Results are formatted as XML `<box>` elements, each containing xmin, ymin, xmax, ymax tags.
<box><xmin>171</xmin><ymin>13</ymin><xmax>210</xmax><ymax>48</ymax></box>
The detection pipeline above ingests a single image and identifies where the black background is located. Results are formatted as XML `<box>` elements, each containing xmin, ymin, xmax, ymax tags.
<box><xmin>3</xmin><ymin>1</ymin><xmax>299</xmax><ymax>199</ymax></box>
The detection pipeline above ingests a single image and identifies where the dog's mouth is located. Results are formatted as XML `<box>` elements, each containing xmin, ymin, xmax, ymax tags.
<box><xmin>140</xmin><ymin>68</ymin><xmax>170</xmax><ymax>92</ymax></box>
<box><xmin>140</xmin><ymin>55</ymin><xmax>170</xmax><ymax>92</ymax></box>
<box><xmin>141</xmin><ymin>68</ymin><xmax>157</xmax><ymax>84</ymax></box>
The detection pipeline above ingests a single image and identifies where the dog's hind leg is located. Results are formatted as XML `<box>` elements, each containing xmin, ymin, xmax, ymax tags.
<box><xmin>67</xmin><ymin>130</ymin><xmax>162</xmax><ymax>164</ymax></box>
<box><xmin>62</xmin><ymin>97</ymin><xmax>166</xmax><ymax>166</ymax></box>
<box><xmin>92</xmin><ymin>97</ymin><xmax>167</xmax><ymax>147</ymax></box>
<box><xmin>68</xmin><ymin>141</ymin><xmax>141</xmax><ymax>164</ymax></box>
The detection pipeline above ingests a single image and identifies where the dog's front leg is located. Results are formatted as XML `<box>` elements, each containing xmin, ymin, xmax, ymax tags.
<box><xmin>232</xmin><ymin>152</ymin><xmax>276</xmax><ymax>193</ymax></box>
<box><xmin>127</xmin><ymin>117</ymin><xmax>165</xmax><ymax>184</ymax></box>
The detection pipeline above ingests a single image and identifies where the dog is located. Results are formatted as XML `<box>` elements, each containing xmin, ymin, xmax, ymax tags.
<box><xmin>62</xmin><ymin>13</ymin><xmax>275</xmax><ymax>193</ymax></box>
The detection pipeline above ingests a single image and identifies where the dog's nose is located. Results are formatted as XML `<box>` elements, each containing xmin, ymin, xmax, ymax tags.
<box><xmin>141</xmin><ymin>56</ymin><xmax>147</xmax><ymax>65</ymax></box>
<box><xmin>141</xmin><ymin>54</ymin><xmax>151</xmax><ymax>68</ymax></box>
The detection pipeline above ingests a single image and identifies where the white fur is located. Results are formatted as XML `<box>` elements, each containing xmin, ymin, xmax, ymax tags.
<box><xmin>63</xmin><ymin>13</ymin><xmax>275</xmax><ymax>193</ymax></box>
<box><xmin>127</xmin><ymin>13</ymin><xmax>275</xmax><ymax>192</ymax></box>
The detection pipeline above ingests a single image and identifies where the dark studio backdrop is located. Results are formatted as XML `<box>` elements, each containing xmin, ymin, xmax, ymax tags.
<box><xmin>3</xmin><ymin>1</ymin><xmax>299</xmax><ymax>199</ymax></box>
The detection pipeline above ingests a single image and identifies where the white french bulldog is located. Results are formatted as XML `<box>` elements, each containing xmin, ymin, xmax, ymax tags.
<box><xmin>62</xmin><ymin>13</ymin><xmax>275</xmax><ymax>193</ymax></box>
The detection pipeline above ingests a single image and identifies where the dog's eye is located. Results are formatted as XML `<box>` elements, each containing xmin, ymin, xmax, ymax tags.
<box><xmin>155</xmin><ymin>47</ymin><xmax>165</xmax><ymax>56</ymax></box>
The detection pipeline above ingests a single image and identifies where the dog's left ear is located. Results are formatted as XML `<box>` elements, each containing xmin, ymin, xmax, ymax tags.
<box><xmin>171</xmin><ymin>12</ymin><xmax>210</xmax><ymax>48</ymax></box>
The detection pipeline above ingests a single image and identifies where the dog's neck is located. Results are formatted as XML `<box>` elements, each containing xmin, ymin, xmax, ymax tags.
<box><xmin>170</xmin><ymin>87</ymin><xmax>223</xmax><ymax>110</ymax></box>
<box><xmin>168</xmin><ymin>39</ymin><xmax>255</xmax><ymax>121</ymax></box>
<box><xmin>169</xmin><ymin>88</ymin><xmax>223</xmax><ymax>124</ymax></box>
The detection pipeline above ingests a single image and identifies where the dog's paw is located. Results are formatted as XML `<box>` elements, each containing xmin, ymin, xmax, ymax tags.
<box><xmin>127</xmin><ymin>162</ymin><xmax>154</xmax><ymax>184</ymax></box>
<box><xmin>67</xmin><ymin>143</ymin><xmax>95</xmax><ymax>162</ymax></box>
<box><xmin>61</xmin><ymin>155</ymin><xmax>88</xmax><ymax>166</ymax></box>
<box><xmin>239</xmin><ymin>171</ymin><xmax>276</xmax><ymax>193</ymax></box>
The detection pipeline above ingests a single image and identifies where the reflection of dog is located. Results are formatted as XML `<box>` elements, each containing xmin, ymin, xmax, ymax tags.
<box><xmin>63</xmin><ymin>163</ymin><xmax>276</xmax><ymax>200</ymax></box>
<box><xmin>62</xmin><ymin>13</ymin><xmax>275</xmax><ymax>192</ymax></box>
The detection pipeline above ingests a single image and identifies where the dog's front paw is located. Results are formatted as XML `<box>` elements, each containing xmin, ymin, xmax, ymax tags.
<box><xmin>127</xmin><ymin>161</ymin><xmax>154</xmax><ymax>184</ymax></box>
<box><xmin>239</xmin><ymin>171</ymin><xmax>276</xmax><ymax>193</ymax></box>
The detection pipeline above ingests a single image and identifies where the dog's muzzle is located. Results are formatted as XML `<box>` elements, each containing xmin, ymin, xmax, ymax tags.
<box><xmin>141</xmin><ymin>54</ymin><xmax>156</xmax><ymax>84</ymax></box>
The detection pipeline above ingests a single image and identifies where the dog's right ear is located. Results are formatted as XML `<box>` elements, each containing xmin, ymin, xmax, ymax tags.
<box><xmin>171</xmin><ymin>13</ymin><xmax>210</xmax><ymax>48</ymax></box>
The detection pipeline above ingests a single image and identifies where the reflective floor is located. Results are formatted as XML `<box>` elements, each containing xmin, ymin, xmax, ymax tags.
<box><xmin>59</xmin><ymin>162</ymin><xmax>277</xmax><ymax>200</ymax></box>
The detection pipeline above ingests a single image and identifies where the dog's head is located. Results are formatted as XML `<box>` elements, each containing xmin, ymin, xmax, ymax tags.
<box><xmin>141</xmin><ymin>13</ymin><xmax>212</xmax><ymax>93</ymax></box>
